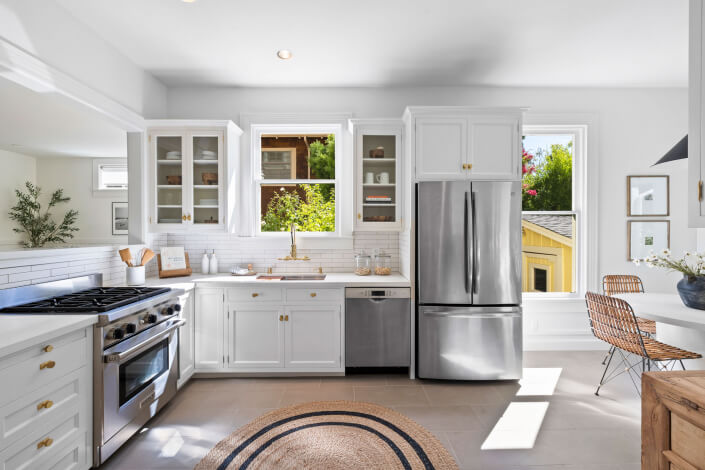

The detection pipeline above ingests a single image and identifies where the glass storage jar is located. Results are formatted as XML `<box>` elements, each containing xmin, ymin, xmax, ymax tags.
<box><xmin>354</xmin><ymin>253</ymin><xmax>372</xmax><ymax>276</ymax></box>
<box><xmin>374</xmin><ymin>252</ymin><xmax>392</xmax><ymax>276</ymax></box>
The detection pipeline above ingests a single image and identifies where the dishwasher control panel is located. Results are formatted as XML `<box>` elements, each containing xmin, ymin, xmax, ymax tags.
<box><xmin>345</xmin><ymin>288</ymin><xmax>410</xmax><ymax>299</ymax></box>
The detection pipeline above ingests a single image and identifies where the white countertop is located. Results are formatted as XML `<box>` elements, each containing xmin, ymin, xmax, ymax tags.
<box><xmin>615</xmin><ymin>293</ymin><xmax>705</xmax><ymax>331</ymax></box>
<box><xmin>142</xmin><ymin>272</ymin><xmax>410</xmax><ymax>291</ymax></box>
<box><xmin>0</xmin><ymin>315</ymin><xmax>97</xmax><ymax>358</ymax></box>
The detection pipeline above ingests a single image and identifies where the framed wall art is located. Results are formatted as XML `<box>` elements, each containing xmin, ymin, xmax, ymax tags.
<box><xmin>627</xmin><ymin>220</ymin><xmax>670</xmax><ymax>261</ymax></box>
<box><xmin>111</xmin><ymin>202</ymin><xmax>128</xmax><ymax>235</ymax></box>
<box><xmin>627</xmin><ymin>175</ymin><xmax>669</xmax><ymax>217</ymax></box>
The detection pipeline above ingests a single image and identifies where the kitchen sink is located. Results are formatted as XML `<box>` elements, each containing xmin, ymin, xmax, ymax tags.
<box><xmin>256</xmin><ymin>274</ymin><xmax>327</xmax><ymax>281</ymax></box>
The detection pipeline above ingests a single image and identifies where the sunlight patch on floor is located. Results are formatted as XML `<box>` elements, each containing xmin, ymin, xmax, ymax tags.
<box><xmin>481</xmin><ymin>402</ymin><xmax>549</xmax><ymax>450</ymax></box>
<box><xmin>159</xmin><ymin>432</ymin><xmax>185</xmax><ymax>458</ymax></box>
<box><xmin>516</xmin><ymin>368</ymin><xmax>563</xmax><ymax>396</ymax></box>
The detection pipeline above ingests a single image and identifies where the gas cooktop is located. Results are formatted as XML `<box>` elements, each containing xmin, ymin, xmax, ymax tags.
<box><xmin>0</xmin><ymin>286</ymin><xmax>171</xmax><ymax>314</ymax></box>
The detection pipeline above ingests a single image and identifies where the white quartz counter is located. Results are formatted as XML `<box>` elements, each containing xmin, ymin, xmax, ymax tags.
<box><xmin>141</xmin><ymin>272</ymin><xmax>410</xmax><ymax>291</ymax></box>
<box><xmin>0</xmin><ymin>315</ymin><xmax>97</xmax><ymax>357</ymax></box>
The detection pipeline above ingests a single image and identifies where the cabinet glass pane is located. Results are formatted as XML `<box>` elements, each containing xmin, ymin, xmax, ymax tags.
<box><xmin>362</xmin><ymin>135</ymin><xmax>396</xmax><ymax>223</ymax></box>
<box><xmin>193</xmin><ymin>136</ymin><xmax>219</xmax><ymax>225</ymax></box>
<box><xmin>156</xmin><ymin>136</ymin><xmax>183</xmax><ymax>224</ymax></box>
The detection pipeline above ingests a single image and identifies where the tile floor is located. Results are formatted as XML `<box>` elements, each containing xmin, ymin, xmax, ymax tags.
<box><xmin>100</xmin><ymin>351</ymin><xmax>642</xmax><ymax>470</ymax></box>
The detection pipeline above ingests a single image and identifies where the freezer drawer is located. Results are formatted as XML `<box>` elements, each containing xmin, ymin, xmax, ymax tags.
<box><xmin>345</xmin><ymin>291</ymin><xmax>410</xmax><ymax>367</ymax></box>
<box><xmin>418</xmin><ymin>306</ymin><xmax>522</xmax><ymax>380</ymax></box>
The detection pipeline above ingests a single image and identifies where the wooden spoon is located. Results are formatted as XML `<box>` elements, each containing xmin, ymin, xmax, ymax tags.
<box><xmin>140</xmin><ymin>249</ymin><xmax>155</xmax><ymax>266</ymax></box>
<box><xmin>119</xmin><ymin>248</ymin><xmax>133</xmax><ymax>267</ymax></box>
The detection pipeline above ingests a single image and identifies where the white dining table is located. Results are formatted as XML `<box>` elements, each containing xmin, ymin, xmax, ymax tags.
<box><xmin>615</xmin><ymin>293</ymin><xmax>705</xmax><ymax>369</ymax></box>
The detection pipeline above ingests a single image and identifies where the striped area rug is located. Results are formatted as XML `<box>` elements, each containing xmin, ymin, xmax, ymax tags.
<box><xmin>195</xmin><ymin>401</ymin><xmax>458</xmax><ymax>470</ymax></box>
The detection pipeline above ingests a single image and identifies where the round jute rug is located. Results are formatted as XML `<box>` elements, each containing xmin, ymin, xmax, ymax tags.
<box><xmin>195</xmin><ymin>400</ymin><xmax>458</xmax><ymax>470</ymax></box>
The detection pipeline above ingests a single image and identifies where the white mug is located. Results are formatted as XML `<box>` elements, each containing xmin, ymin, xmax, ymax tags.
<box><xmin>365</xmin><ymin>172</ymin><xmax>375</xmax><ymax>184</ymax></box>
<box><xmin>376</xmin><ymin>172</ymin><xmax>390</xmax><ymax>184</ymax></box>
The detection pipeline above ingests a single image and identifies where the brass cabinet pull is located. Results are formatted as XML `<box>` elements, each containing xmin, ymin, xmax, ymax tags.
<box><xmin>279</xmin><ymin>315</ymin><xmax>284</xmax><ymax>321</ymax></box>
<box><xmin>39</xmin><ymin>361</ymin><xmax>56</xmax><ymax>370</ymax></box>
<box><xmin>252</xmin><ymin>293</ymin><xmax>259</xmax><ymax>298</ymax></box>
<box><xmin>181</xmin><ymin>214</ymin><xmax>187</xmax><ymax>221</ymax></box>
<box><xmin>699</xmin><ymin>180</ymin><xmax>703</xmax><ymax>202</ymax></box>
<box><xmin>37</xmin><ymin>400</ymin><xmax>53</xmax><ymax>411</ymax></box>
<box><xmin>310</xmin><ymin>293</ymin><xmax>317</xmax><ymax>298</ymax></box>
<box><xmin>284</xmin><ymin>315</ymin><xmax>289</xmax><ymax>321</ymax></box>
<box><xmin>37</xmin><ymin>437</ymin><xmax>53</xmax><ymax>449</ymax></box>
<box><xmin>357</xmin><ymin>213</ymin><xmax>361</xmax><ymax>220</ymax></box>
<box><xmin>467</xmin><ymin>163</ymin><xmax>473</xmax><ymax>170</ymax></box>
<box><xmin>187</xmin><ymin>213</ymin><xmax>192</xmax><ymax>221</ymax></box>
<box><xmin>43</xmin><ymin>345</ymin><xmax>53</xmax><ymax>353</ymax></box>
<box><xmin>462</xmin><ymin>163</ymin><xmax>467</xmax><ymax>170</ymax></box>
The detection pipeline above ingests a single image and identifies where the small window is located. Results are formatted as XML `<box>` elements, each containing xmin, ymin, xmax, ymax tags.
<box><xmin>533</xmin><ymin>268</ymin><xmax>548</xmax><ymax>292</ymax></box>
<box><xmin>94</xmin><ymin>160</ymin><xmax>128</xmax><ymax>190</ymax></box>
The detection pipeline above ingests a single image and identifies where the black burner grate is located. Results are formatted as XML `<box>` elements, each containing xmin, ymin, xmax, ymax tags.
<box><xmin>0</xmin><ymin>287</ymin><xmax>171</xmax><ymax>313</ymax></box>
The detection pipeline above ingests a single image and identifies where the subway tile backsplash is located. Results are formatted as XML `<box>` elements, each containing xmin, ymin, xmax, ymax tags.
<box><xmin>148</xmin><ymin>232</ymin><xmax>400</xmax><ymax>275</ymax></box>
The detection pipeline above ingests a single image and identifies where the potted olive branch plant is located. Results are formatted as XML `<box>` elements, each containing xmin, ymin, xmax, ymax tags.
<box><xmin>8</xmin><ymin>181</ymin><xmax>79</xmax><ymax>248</ymax></box>
<box><xmin>634</xmin><ymin>249</ymin><xmax>705</xmax><ymax>310</ymax></box>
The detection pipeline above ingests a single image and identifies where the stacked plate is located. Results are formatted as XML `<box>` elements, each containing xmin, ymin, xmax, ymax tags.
<box><xmin>201</xmin><ymin>150</ymin><xmax>217</xmax><ymax>160</ymax></box>
<box><xmin>165</xmin><ymin>151</ymin><xmax>181</xmax><ymax>160</ymax></box>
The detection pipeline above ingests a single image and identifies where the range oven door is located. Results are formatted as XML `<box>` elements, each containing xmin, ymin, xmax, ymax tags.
<box><xmin>100</xmin><ymin>318</ymin><xmax>184</xmax><ymax>458</ymax></box>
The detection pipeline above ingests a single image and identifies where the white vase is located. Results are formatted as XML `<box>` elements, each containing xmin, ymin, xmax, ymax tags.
<box><xmin>209</xmin><ymin>251</ymin><xmax>218</xmax><ymax>274</ymax></box>
<box><xmin>201</xmin><ymin>252</ymin><xmax>209</xmax><ymax>274</ymax></box>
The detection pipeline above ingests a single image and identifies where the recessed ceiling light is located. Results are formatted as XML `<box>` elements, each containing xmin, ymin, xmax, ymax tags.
<box><xmin>277</xmin><ymin>50</ymin><xmax>292</xmax><ymax>60</ymax></box>
<box><xmin>182</xmin><ymin>0</ymin><xmax>196</xmax><ymax>3</ymax></box>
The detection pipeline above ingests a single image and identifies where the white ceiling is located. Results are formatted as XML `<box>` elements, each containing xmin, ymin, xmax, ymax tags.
<box><xmin>0</xmin><ymin>77</ymin><xmax>126</xmax><ymax>159</ymax></box>
<box><xmin>55</xmin><ymin>0</ymin><xmax>688</xmax><ymax>88</ymax></box>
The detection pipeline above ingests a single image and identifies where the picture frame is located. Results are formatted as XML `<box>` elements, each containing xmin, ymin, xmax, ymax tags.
<box><xmin>627</xmin><ymin>175</ymin><xmax>669</xmax><ymax>217</ymax></box>
<box><xmin>111</xmin><ymin>202</ymin><xmax>128</xmax><ymax>235</ymax></box>
<box><xmin>627</xmin><ymin>220</ymin><xmax>670</xmax><ymax>261</ymax></box>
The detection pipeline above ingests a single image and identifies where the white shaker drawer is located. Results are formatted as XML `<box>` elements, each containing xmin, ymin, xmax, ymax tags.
<box><xmin>286</xmin><ymin>288</ymin><xmax>342</xmax><ymax>303</ymax></box>
<box><xmin>0</xmin><ymin>331</ymin><xmax>87</xmax><ymax>406</ymax></box>
<box><xmin>0</xmin><ymin>368</ymin><xmax>84</xmax><ymax>451</ymax></box>
<box><xmin>40</xmin><ymin>432</ymin><xmax>88</xmax><ymax>470</ymax></box>
<box><xmin>228</xmin><ymin>287</ymin><xmax>282</xmax><ymax>303</ymax></box>
<box><xmin>0</xmin><ymin>412</ymin><xmax>81</xmax><ymax>470</ymax></box>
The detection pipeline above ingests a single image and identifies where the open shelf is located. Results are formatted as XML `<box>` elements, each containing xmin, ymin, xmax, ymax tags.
<box><xmin>193</xmin><ymin>205</ymin><xmax>219</xmax><ymax>209</ymax></box>
<box><xmin>193</xmin><ymin>160</ymin><xmax>219</xmax><ymax>165</ymax></box>
<box><xmin>363</xmin><ymin>203</ymin><xmax>396</xmax><ymax>207</ymax></box>
<box><xmin>193</xmin><ymin>185</ymin><xmax>219</xmax><ymax>189</ymax></box>
<box><xmin>362</xmin><ymin>158</ymin><xmax>395</xmax><ymax>163</ymax></box>
<box><xmin>158</xmin><ymin>185</ymin><xmax>182</xmax><ymax>189</ymax></box>
<box><xmin>363</xmin><ymin>183</ymin><xmax>395</xmax><ymax>188</ymax></box>
<box><xmin>157</xmin><ymin>160</ymin><xmax>182</xmax><ymax>165</ymax></box>
<box><xmin>157</xmin><ymin>205</ymin><xmax>182</xmax><ymax>208</ymax></box>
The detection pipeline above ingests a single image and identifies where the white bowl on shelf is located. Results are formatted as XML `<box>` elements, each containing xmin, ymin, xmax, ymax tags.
<box><xmin>199</xmin><ymin>199</ymin><xmax>218</xmax><ymax>206</ymax></box>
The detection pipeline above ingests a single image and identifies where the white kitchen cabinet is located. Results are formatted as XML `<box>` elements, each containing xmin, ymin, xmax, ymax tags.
<box><xmin>405</xmin><ymin>107</ymin><xmax>523</xmax><ymax>181</ymax></box>
<box><xmin>228</xmin><ymin>305</ymin><xmax>284</xmax><ymax>369</ymax></box>
<box><xmin>0</xmin><ymin>327</ymin><xmax>92</xmax><ymax>470</ymax></box>
<box><xmin>285</xmin><ymin>305</ymin><xmax>342</xmax><ymax>369</ymax></box>
<box><xmin>194</xmin><ymin>287</ymin><xmax>225</xmax><ymax>370</ymax></box>
<box><xmin>690</xmin><ymin>0</ymin><xmax>705</xmax><ymax>227</ymax></box>
<box><xmin>193</xmin><ymin>286</ymin><xmax>344</xmax><ymax>374</ymax></box>
<box><xmin>147</xmin><ymin>120</ymin><xmax>242</xmax><ymax>232</ymax></box>
<box><xmin>350</xmin><ymin>119</ymin><xmax>404</xmax><ymax>230</ymax></box>
<box><xmin>177</xmin><ymin>290</ymin><xmax>195</xmax><ymax>388</ymax></box>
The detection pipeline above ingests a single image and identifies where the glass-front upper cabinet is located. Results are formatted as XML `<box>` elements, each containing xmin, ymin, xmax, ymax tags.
<box><xmin>351</xmin><ymin>120</ymin><xmax>403</xmax><ymax>231</ymax></box>
<box><xmin>148</xmin><ymin>121</ymin><xmax>241</xmax><ymax>232</ymax></box>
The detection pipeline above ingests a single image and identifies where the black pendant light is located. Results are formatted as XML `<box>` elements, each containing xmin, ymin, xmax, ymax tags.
<box><xmin>652</xmin><ymin>135</ymin><xmax>687</xmax><ymax>166</ymax></box>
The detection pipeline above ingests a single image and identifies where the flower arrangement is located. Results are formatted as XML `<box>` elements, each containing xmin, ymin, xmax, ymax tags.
<box><xmin>634</xmin><ymin>249</ymin><xmax>705</xmax><ymax>279</ymax></box>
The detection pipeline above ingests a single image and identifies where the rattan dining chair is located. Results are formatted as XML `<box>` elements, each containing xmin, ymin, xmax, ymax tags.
<box><xmin>585</xmin><ymin>292</ymin><xmax>701</xmax><ymax>396</ymax></box>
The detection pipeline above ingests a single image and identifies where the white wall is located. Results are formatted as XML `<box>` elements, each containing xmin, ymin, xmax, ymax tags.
<box><xmin>0</xmin><ymin>149</ymin><xmax>36</xmax><ymax>245</ymax></box>
<box><xmin>35</xmin><ymin>157</ymin><xmax>128</xmax><ymax>244</ymax></box>
<box><xmin>168</xmin><ymin>85</ymin><xmax>693</xmax><ymax>293</ymax></box>
<box><xmin>0</xmin><ymin>0</ymin><xmax>167</xmax><ymax>117</ymax></box>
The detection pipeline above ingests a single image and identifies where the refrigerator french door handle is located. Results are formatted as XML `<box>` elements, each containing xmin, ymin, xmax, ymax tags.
<box><xmin>464</xmin><ymin>191</ymin><xmax>470</xmax><ymax>294</ymax></box>
<box><xmin>471</xmin><ymin>191</ymin><xmax>478</xmax><ymax>295</ymax></box>
<box><xmin>422</xmin><ymin>311</ymin><xmax>520</xmax><ymax>319</ymax></box>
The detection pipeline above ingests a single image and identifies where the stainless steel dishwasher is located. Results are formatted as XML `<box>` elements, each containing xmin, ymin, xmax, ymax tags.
<box><xmin>345</xmin><ymin>288</ymin><xmax>411</xmax><ymax>367</ymax></box>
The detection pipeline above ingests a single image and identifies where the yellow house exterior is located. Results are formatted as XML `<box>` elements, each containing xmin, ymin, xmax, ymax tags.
<box><xmin>521</xmin><ymin>215</ymin><xmax>575</xmax><ymax>293</ymax></box>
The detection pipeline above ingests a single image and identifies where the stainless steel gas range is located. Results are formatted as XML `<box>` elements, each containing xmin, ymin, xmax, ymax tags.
<box><xmin>0</xmin><ymin>274</ymin><xmax>186</xmax><ymax>467</ymax></box>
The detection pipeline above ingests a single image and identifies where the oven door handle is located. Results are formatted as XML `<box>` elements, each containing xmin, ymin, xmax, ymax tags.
<box><xmin>103</xmin><ymin>319</ymin><xmax>185</xmax><ymax>364</ymax></box>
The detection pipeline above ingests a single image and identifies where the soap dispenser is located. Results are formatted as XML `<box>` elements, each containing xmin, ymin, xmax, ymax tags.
<box><xmin>209</xmin><ymin>250</ymin><xmax>219</xmax><ymax>274</ymax></box>
<box><xmin>201</xmin><ymin>251</ymin><xmax>209</xmax><ymax>274</ymax></box>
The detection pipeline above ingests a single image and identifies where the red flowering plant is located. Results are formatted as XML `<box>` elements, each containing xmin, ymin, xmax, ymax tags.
<box><xmin>522</xmin><ymin>149</ymin><xmax>537</xmax><ymax>197</ymax></box>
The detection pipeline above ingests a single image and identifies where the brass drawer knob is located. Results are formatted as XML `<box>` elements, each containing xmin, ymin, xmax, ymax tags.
<box><xmin>37</xmin><ymin>437</ymin><xmax>53</xmax><ymax>449</ymax></box>
<box><xmin>37</xmin><ymin>400</ymin><xmax>54</xmax><ymax>411</ymax></box>
<box><xmin>43</xmin><ymin>345</ymin><xmax>53</xmax><ymax>353</ymax></box>
<box><xmin>252</xmin><ymin>293</ymin><xmax>259</xmax><ymax>298</ymax></box>
<box><xmin>39</xmin><ymin>361</ymin><xmax>56</xmax><ymax>370</ymax></box>
<box><xmin>310</xmin><ymin>293</ymin><xmax>317</xmax><ymax>298</ymax></box>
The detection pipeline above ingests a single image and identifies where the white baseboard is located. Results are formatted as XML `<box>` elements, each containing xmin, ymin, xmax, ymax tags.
<box><xmin>524</xmin><ymin>335</ymin><xmax>604</xmax><ymax>351</ymax></box>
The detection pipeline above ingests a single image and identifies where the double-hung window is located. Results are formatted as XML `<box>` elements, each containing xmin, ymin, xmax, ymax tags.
<box><xmin>521</xmin><ymin>126</ymin><xmax>587</xmax><ymax>295</ymax></box>
<box><xmin>93</xmin><ymin>159</ymin><xmax>128</xmax><ymax>191</ymax></box>
<box><xmin>255</xmin><ymin>130</ymin><xmax>339</xmax><ymax>234</ymax></box>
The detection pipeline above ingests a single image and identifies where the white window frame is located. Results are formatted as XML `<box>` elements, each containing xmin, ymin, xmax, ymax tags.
<box><xmin>521</xmin><ymin>117</ymin><xmax>597</xmax><ymax>299</ymax></box>
<box><xmin>92</xmin><ymin>158</ymin><xmax>128</xmax><ymax>192</ymax></box>
<box><xmin>249</xmin><ymin>122</ymin><xmax>348</xmax><ymax>239</ymax></box>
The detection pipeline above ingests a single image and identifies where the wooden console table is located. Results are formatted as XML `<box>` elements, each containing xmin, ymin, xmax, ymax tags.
<box><xmin>643</xmin><ymin>371</ymin><xmax>705</xmax><ymax>469</ymax></box>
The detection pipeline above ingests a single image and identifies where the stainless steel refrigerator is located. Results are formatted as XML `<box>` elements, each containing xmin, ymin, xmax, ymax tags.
<box><xmin>416</xmin><ymin>180</ymin><xmax>522</xmax><ymax>380</ymax></box>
